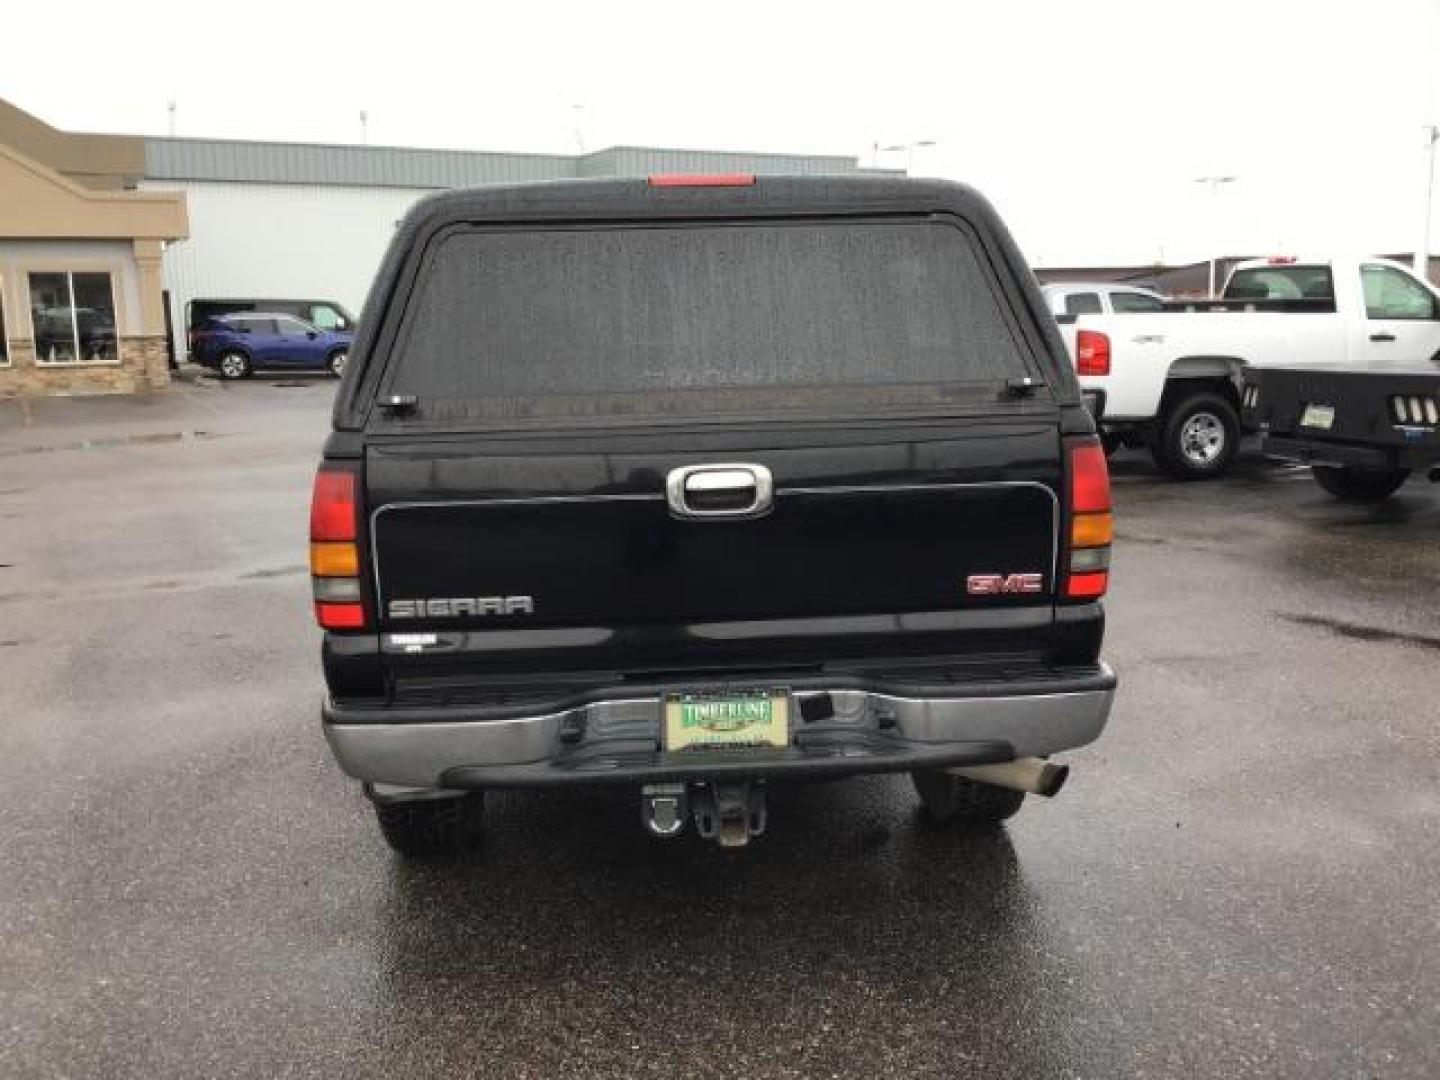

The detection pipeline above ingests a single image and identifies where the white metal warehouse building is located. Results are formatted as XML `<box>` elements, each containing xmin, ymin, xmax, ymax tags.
<box><xmin>138</xmin><ymin>138</ymin><xmax>897</xmax><ymax>354</ymax></box>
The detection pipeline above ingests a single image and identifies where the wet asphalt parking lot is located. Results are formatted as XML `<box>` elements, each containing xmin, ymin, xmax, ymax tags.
<box><xmin>1</xmin><ymin>377</ymin><xmax>1437</xmax><ymax>1079</ymax></box>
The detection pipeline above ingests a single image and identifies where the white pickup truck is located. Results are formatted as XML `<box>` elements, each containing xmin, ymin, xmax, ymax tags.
<box><xmin>1060</xmin><ymin>256</ymin><xmax>1440</xmax><ymax>478</ymax></box>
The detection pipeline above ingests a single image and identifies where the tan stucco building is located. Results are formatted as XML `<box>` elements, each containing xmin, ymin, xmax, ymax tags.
<box><xmin>2</xmin><ymin>97</ymin><xmax>893</xmax><ymax>399</ymax></box>
<box><xmin>0</xmin><ymin>100</ymin><xmax>187</xmax><ymax>397</ymax></box>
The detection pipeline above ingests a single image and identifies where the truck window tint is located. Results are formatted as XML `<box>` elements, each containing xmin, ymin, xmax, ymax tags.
<box><xmin>1361</xmin><ymin>265</ymin><xmax>1438</xmax><ymax>320</ymax></box>
<box><xmin>386</xmin><ymin>221</ymin><xmax>1030</xmax><ymax>415</ymax></box>
<box><xmin>1109</xmin><ymin>291</ymin><xmax>1164</xmax><ymax>313</ymax></box>
<box><xmin>1064</xmin><ymin>293</ymin><xmax>1102</xmax><ymax>315</ymax></box>
<box><xmin>1225</xmin><ymin>266</ymin><xmax>1334</xmax><ymax>302</ymax></box>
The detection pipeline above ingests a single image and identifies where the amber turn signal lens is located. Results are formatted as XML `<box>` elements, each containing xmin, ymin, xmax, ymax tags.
<box><xmin>1071</xmin><ymin>511</ymin><xmax>1114</xmax><ymax>548</ymax></box>
<box><xmin>310</xmin><ymin>541</ymin><xmax>359</xmax><ymax>577</ymax></box>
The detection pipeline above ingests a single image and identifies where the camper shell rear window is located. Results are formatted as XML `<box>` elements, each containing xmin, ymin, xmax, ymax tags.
<box><xmin>375</xmin><ymin>217</ymin><xmax>1041</xmax><ymax>424</ymax></box>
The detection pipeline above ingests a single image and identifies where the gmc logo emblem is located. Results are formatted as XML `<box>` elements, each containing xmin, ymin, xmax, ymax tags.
<box><xmin>966</xmin><ymin>573</ymin><xmax>1044</xmax><ymax>596</ymax></box>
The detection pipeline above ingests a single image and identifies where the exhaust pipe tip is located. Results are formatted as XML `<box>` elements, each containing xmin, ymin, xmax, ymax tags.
<box><xmin>1037</xmin><ymin>761</ymin><xmax>1069</xmax><ymax>798</ymax></box>
<box><xmin>951</xmin><ymin>757</ymin><xmax>1070</xmax><ymax>798</ymax></box>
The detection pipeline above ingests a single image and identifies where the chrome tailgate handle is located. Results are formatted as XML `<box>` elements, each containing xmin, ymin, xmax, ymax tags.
<box><xmin>666</xmin><ymin>464</ymin><xmax>774</xmax><ymax>520</ymax></box>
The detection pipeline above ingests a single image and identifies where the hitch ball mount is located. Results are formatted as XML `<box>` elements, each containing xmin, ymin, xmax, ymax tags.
<box><xmin>641</xmin><ymin>781</ymin><xmax>767</xmax><ymax>848</ymax></box>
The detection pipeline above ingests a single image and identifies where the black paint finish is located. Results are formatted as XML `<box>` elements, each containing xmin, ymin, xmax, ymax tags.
<box><xmin>356</xmin><ymin>421</ymin><xmax>1095</xmax><ymax>687</ymax></box>
<box><xmin>321</xmin><ymin>176</ymin><xmax>1104</xmax><ymax>705</ymax></box>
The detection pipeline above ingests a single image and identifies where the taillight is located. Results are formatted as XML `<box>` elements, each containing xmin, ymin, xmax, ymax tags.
<box><xmin>309</xmin><ymin>465</ymin><xmax>367</xmax><ymax>630</ymax></box>
<box><xmin>1064</xmin><ymin>438</ymin><xmax>1113</xmax><ymax>600</ymax></box>
<box><xmin>1076</xmin><ymin>330</ymin><xmax>1111</xmax><ymax>376</ymax></box>
<box><xmin>647</xmin><ymin>174</ymin><xmax>756</xmax><ymax>187</ymax></box>
<box><xmin>1391</xmin><ymin>394</ymin><xmax>1440</xmax><ymax>426</ymax></box>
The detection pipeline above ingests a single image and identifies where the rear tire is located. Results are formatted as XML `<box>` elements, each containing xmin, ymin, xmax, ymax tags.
<box><xmin>1152</xmin><ymin>390</ymin><xmax>1239</xmax><ymax>479</ymax></box>
<box><xmin>912</xmin><ymin>770</ymin><xmax>1025</xmax><ymax>825</ymax></box>
<box><xmin>1311</xmin><ymin>465</ymin><xmax>1410</xmax><ymax>503</ymax></box>
<box><xmin>373</xmin><ymin>792</ymin><xmax>484</xmax><ymax>858</ymax></box>
<box><xmin>327</xmin><ymin>349</ymin><xmax>348</xmax><ymax>378</ymax></box>
<box><xmin>217</xmin><ymin>350</ymin><xmax>251</xmax><ymax>380</ymax></box>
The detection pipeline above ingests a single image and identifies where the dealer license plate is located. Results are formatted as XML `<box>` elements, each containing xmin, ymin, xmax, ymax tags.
<box><xmin>663</xmin><ymin>689</ymin><xmax>790</xmax><ymax>751</ymax></box>
<box><xmin>1300</xmin><ymin>404</ymin><xmax>1335</xmax><ymax>430</ymax></box>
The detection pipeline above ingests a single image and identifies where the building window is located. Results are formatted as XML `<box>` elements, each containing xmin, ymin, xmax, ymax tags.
<box><xmin>29</xmin><ymin>271</ymin><xmax>120</xmax><ymax>365</ymax></box>
<box><xmin>306</xmin><ymin>303</ymin><xmax>350</xmax><ymax>331</ymax></box>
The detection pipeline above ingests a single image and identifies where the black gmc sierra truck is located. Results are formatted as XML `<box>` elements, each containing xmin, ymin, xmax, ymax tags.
<box><xmin>309</xmin><ymin>175</ymin><xmax>1117</xmax><ymax>856</ymax></box>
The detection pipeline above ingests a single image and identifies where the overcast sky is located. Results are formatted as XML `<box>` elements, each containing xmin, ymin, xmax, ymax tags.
<box><xmin>5</xmin><ymin>0</ymin><xmax>1439</xmax><ymax>266</ymax></box>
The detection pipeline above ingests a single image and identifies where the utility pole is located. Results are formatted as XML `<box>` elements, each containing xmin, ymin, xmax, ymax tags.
<box><xmin>167</xmin><ymin>100</ymin><xmax>176</xmax><ymax>138</ymax></box>
<box><xmin>1193</xmin><ymin>175</ymin><xmax>1237</xmax><ymax>296</ymax></box>
<box><xmin>359</xmin><ymin>110</ymin><xmax>369</xmax><ymax>146</ymax></box>
<box><xmin>1417</xmin><ymin>124</ymin><xmax>1439</xmax><ymax>278</ymax></box>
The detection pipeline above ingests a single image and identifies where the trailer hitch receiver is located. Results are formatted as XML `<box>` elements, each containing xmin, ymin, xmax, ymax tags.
<box><xmin>691</xmin><ymin>781</ymin><xmax>767</xmax><ymax>848</ymax></box>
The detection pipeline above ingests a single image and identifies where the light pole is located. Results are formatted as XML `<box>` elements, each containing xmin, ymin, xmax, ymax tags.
<box><xmin>881</xmin><ymin>140</ymin><xmax>937</xmax><ymax>175</ymax></box>
<box><xmin>1193</xmin><ymin>175</ymin><xmax>1237</xmax><ymax>296</ymax></box>
<box><xmin>1417</xmin><ymin>125</ymin><xmax>1438</xmax><ymax>277</ymax></box>
<box><xmin>359</xmin><ymin>110</ymin><xmax>369</xmax><ymax>145</ymax></box>
<box><xmin>572</xmin><ymin>104</ymin><xmax>586</xmax><ymax>154</ymax></box>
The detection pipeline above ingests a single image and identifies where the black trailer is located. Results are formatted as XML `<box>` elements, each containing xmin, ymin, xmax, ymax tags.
<box><xmin>1242</xmin><ymin>366</ymin><xmax>1440</xmax><ymax>501</ymax></box>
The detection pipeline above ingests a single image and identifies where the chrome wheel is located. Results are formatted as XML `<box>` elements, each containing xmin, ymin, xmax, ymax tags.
<box><xmin>328</xmin><ymin>350</ymin><xmax>348</xmax><ymax>377</ymax></box>
<box><xmin>218</xmin><ymin>352</ymin><xmax>249</xmax><ymax>379</ymax></box>
<box><xmin>1179</xmin><ymin>411</ymin><xmax>1225</xmax><ymax>466</ymax></box>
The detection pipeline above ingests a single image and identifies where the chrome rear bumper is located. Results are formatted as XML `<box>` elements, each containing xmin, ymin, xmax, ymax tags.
<box><xmin>323</xmin><ymin>666</ymin><xmax>1116</xmax><ymax>790</ymax></box>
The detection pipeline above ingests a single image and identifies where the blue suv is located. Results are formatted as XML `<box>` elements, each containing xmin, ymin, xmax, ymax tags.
<box><xmin>194</xmin><ymin>313</ymin><xmax>354</xmax><ymax>379</ymax></box>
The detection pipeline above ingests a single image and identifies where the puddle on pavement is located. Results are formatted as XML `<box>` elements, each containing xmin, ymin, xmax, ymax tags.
<box><xmin>239</xmin><ymin>565</ymin><xmax>307</xmax><ymax>580</ymax></box>
<box><xmin>1279</xmin><ymin>612</ymin><xmax>1440</xmax><ymax>652</ymax></box>
<box><xmin>0</xmin><ymin>430</ymin><xmax>230</xmax><ymax>457</ymax></box>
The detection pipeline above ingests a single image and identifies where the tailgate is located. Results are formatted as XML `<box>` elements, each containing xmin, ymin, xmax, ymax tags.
<box><xmin>1249</xmin><ymin>367</ymin><xmax>1440</xmax><ymax>447</ymax></box>
<box><xmin>364</xmin><ymin>424</ymin><xmax>1061</xmax><ymax>678</ymax></box>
